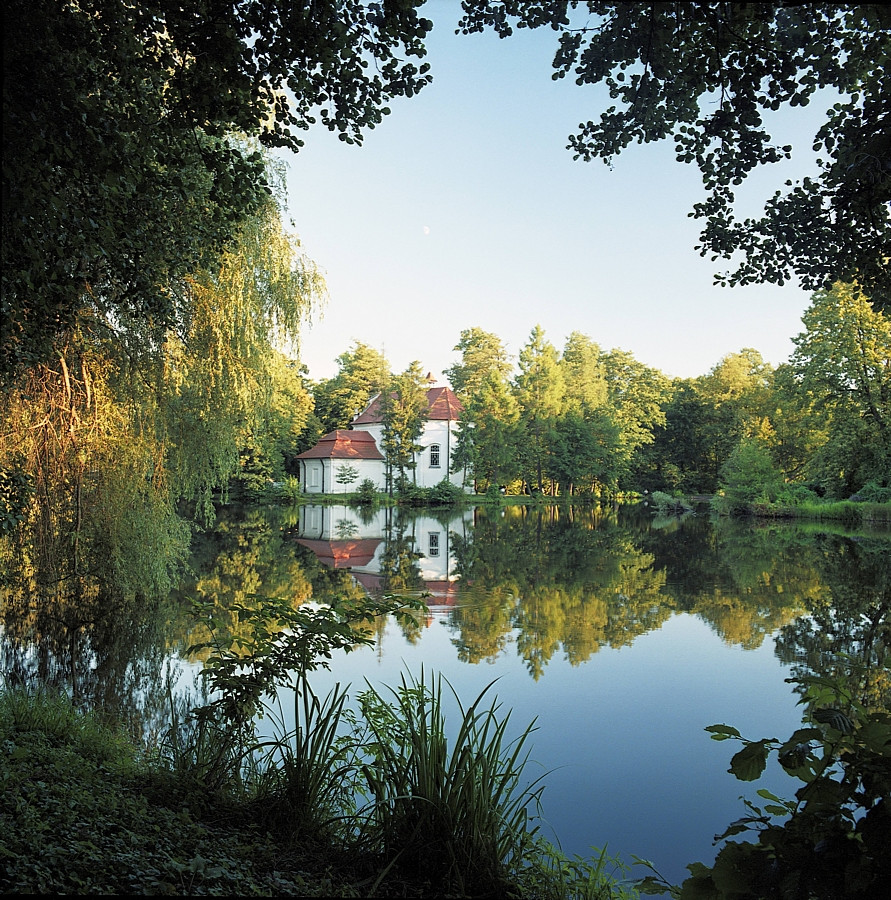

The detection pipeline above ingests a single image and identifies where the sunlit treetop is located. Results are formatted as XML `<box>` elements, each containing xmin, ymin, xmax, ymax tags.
<box><xmin>457</xmin><ymin>2</ymin><xmax>891</xmax><ymax>308</ymax></box>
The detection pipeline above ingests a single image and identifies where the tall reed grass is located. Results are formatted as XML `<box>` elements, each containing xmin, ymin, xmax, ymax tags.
<box><xmin>355</xmin><ymin>669</ymin><xmax>546</xmax><ymax>896</ymax></box>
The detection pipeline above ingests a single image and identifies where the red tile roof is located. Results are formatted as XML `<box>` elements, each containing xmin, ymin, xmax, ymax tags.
<box><xmin>295</xmin><ymin>429</ymin><xmax>384</xmax><ymax>460</ymax></box>
<box><xmin>352</xmin><ymin>386</ymin><xmax>463</xmax><ymax>425</ymax></box>
<box><xmin>296</xmin><ymin>538</ymin><xmax>381</xmax><ymax>568</ymax></box>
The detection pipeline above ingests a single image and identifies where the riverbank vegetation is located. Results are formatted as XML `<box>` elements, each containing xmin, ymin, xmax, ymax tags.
<box><xmin>1</xmin><ymin>615</ymin><xmax>644</xmax><ymax>898</ymax></box>
<box><xmin>3</xmin><ymin>3</ymin><xmax>889</xmax><ymax>897</ymax></box>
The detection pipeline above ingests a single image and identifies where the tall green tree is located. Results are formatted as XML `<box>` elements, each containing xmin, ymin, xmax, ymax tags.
<box><xmin>445</xmin><ymin>327</ymin><xmax>514</xmax><ymax>402</ymax></box>
<box><xmin>601</xmin><ymin>348</ymin><xmax>671</xmax><ymax>486</ymax></box>
<box><xmin>457</xmin><ymin>3</ymin><xmax>891</xmax><ymax>307</ymax></box>
<box><xmin>381</xmin><ymin>362</ymin><xmax>429</xmax><ymax>493</ymax></box>
<box><xmin>3</xmin><ymin>0</ymin><xmax>433</xmax><ymax>379</ymax></box>
<box><xmin>789</xmin><ymin>283</ymin><xmax>891</xmax><ymax>496</ymax></box>
<box><xmin>513</xmin><ymin>326</ymin><xmax>566</xmax><ymax>493</ymax></box>
<box><xmin>560</xmin><ymin>331</ymin><xmax>608</xmax><ymax>415</ymax></box>
<box><xmin>446</xmin><ymin>328</ymin><xmax>519</xmax><ymax>491</ymax></box>
<box><xmin>695</xmin><ymin>349</ymin><xmax>776</xmax><ymax>486</ymax></box>
<box><xmin>454</xmin><ymin>372</ymin><xmax>521</xmax><ymax>493</ymax></box>
<box><xmin>313</xmin><ymin>341</ymin><xmax>391</xmax><ymax>434</ymax></box>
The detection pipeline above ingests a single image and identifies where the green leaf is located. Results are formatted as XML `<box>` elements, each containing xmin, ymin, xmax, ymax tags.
<box><xmin>813</xmin><ymin>707</ymin><xmax>855</xmax><ymax>734</ymax></box>
<box><xmin>705</xmin><ymin>723</ymin><xmax>742</xmax><ymax>741</ymax></box>
<box><xmin>729</xmin><ymin>740</ymin><xmax>773</xmax><ymax>781</ymax></box>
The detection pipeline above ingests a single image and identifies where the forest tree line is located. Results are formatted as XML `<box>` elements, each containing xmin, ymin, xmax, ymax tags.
<box><xmin>301</xmin><ymin>281</ymin><xmax>890</xmax><ymax>504</ymax></box>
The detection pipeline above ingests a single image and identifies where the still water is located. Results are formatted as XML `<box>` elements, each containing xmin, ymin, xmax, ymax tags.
<box><xmin>3</xmin><ymin>500</ymin><xmax>888</xmax><ymax>888</ymax></box>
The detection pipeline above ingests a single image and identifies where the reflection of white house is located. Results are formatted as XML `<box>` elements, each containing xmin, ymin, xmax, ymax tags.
<box><xmin>296</xmin><ymin>505</ymin><xmax>474</xmax><ymax>604</ymax></box>
<box><xmin>296</xmin><ymin>384</ymin><xmax>469</xmax><ymax>493</ymax></box>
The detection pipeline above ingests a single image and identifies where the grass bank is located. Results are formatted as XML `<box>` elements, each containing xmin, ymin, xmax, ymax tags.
<box><xmin>1</xmin><ymin>687</ymin><xmax>643</xmax><ymax>898</ymax></box>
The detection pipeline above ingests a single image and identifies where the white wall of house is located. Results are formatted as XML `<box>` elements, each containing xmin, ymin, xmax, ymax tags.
<box><xmin>299</xmin><ymin>457</ymin><xmax>386</xmax><ymax>494</ymax></box>
<box><xmin>360</xmin><ymin>419</ymin><xmax>469</xmax><ymax>490</ymax></box>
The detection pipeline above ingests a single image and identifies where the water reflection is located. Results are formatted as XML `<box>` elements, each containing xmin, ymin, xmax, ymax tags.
<box><xmin>2</xmin><ymin>502</ymin><xmax>888</xmax><ymax>717</ymax></box>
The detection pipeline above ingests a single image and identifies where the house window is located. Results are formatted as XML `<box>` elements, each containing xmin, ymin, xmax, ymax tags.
<box><xmin>429</xmin><ymin>443</ymin><xmax>441</xmax><ymax>468</ymax></box>
<box><xmin>428</xmin><ymin>532</ymin><xmax>440</xmax><ymax>557</ymax></box>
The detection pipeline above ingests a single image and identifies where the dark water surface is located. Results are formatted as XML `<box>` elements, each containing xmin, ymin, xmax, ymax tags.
<box><xmin>3</xmin><ymin>501</ymin><xmax>888</xmax><ymax>887</ymax></box>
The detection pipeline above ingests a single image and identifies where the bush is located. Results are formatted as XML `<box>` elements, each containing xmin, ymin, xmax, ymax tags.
<box><xmin>428</xmin><ymin>478</ymin><xmax>465</xmax><ymax>506</ymax></box>
<box><xmin>351</xmin><ymin>479</ymin><xmax>379</xmax><ymax>506</ymax></box>
<box><xmin>650</xmin><ymin>490</ymin><xmax>691</xmax><ymax>514</ymax></box>
<box><xmin>774</xmin><ymin>483</ymin><xmax>821</xmax><ymax>506</ymax></box>
<box><xmin>713</xmin><ymin>439</ymin><xmax>783</xmax><ymax>515</ymax></box>
<box><xmin>853</xmin><ymin>481</ymin><xmax>891</xmax><ymax>503</ymax></box>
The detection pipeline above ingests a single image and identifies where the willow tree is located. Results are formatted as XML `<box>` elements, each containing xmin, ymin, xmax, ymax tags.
<box><xmin>151</xmin><ymin>188</ymin><xmax>324</xmax><ymax>518</ymax></box>
<box><xmin>0</xmin><ymin>180</ymin><xmax>324</xmax><ymax>612</ymax></box>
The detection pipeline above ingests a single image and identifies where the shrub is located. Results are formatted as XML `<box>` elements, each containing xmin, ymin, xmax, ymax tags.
<box><xmin>854</xmin><ymin>481</ymin><xmax>891</xmax><ymax>503</ymax></box>
<box><xmin>774</xmin><ymin>483</ymin><xmax>820</xmax><ymax>506</ymax></box>
<box><xmin>428</xmin><ymin>478</ymin><xmax>464</xmax><ymax>506</ymax></box>
<box><xmin>650</xmin><ymin>490</ymin><xmax>691</xmax><ymax>514</ymax></box>
<box><xmin>352</xmin><ymin>479</ymin><xmax>379</xmax><ymax>506</ymax></box>
<box><xmin>713</xmin><ymin>439</ymin><xmax>783</xmax><ymax>515</ymax></box>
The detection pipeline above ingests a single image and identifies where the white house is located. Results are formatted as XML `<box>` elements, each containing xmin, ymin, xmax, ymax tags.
<box><xmin>295</xmin><ymin>504</ymin><xmax>474</xmax><ymax>604</ymax></box>
<box><xmin>296</xmin><ymin>383</ymin><xmax>470</xmax><ymax>493</ymax></box>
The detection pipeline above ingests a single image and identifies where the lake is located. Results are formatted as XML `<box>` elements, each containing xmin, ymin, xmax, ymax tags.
<box><xmin>2</xmin><ymin>500</ymin><xmax>888</xmax><ymax>889</ymax></box>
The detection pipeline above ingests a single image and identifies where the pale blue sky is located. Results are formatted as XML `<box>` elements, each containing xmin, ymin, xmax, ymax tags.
<box><xmin>281</xmin><ymin>1</ymin><xmax>828</xmax><ymax>384</ymax></box>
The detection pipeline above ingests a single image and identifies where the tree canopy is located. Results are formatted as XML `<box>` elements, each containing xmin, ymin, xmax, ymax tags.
<box><xmin>457</xmin><ymin>2</ymin><xmax>891</xmax><ymax>307</ymax></box>
<box><xmin>2</xmin><ymin>0</ymin><xmax>432</xmax><ymax>379</ymax></box>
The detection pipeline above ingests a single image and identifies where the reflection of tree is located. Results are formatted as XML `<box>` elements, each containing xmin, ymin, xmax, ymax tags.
<box><xmin>179</xmin><ymin>507</ymin><xmax>314</xmax><ymax>656</ymax></box>
<box><xmin>1</xmin><ymin>528</ymin><xmax>196</xmax><ymax>739</ymax></box>
<box><xmin>448</xmin><ymin>506</ymin><xmax>673</xmax><ymax>678</ymax></box>
<box><xmin>775</xmin><ymin>535</ymin><xmax>891</xmax><ymax>711</ymax></box>
<box><xmin>636</xmin><ymin>513</ymin><xmax>815</xmax><ymax>648</ymax></box>
<box><xmin>446</xmin><ymin>506</ymin><xmax>862</xmax><ymax>679</ymax></box>
<box><xmin>376</xmin><ymin>514</ymin><xmax>426</xmax><ymax>644</ymax></box>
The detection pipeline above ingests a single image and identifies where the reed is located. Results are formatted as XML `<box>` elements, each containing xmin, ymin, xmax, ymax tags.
<box><xmin>251</xmin><ymin>680</ymin><xmax>362</xmax><ymax>841</ymax></box>
<box><xmin>356</xmin><ymin>669</ymin><xmax>545</xmax><ymax>896</ymax></box>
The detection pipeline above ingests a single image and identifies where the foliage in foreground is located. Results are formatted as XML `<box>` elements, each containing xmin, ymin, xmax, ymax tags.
<box><xmin>181</xmin><ymin>594</ymin><xmax>641</xmax><ymax>898</ymax></box>
<box><xmin>0</xmin><ymin>689</ymin><xmax>356</xmax><ymax>896</ymax></box>
<box><xmin>637</xmin><ymin>662</ymin><xmax>891</xmax><ymax>899</ymax></box>
<box><xmin>0</xmin><ymin>678</ymin><xmax>640</xmax><ymax>898</ymax></box>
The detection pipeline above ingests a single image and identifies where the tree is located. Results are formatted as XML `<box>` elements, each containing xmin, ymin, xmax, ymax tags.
<box><xmin>559</xmin><ymin>332</ymin><xmax>608</xmax><ymax>415</ymax></box>
<box><xmin>550</xmin><ymin>411</ymin><xmax>622</xmax><ymax>495</ymax></box>
<box><xmin>513</xmin><ymin>326</ymin><xmax>566</xmax><ymax>493</ymax></box>
<box><xmin>0</xmin><ymin>179</ymin><xmax>322</xmax><ymax>601</ymax></box>
<box><xmin>601</xmin><ymin>348</ymin><xmax>671</xmax><ymax>485</ymax></box>
<box><xmin>446</xmin><ymin>327</ymin><xmax>514</xmax><ymax>402</ymax></box>
<box><xmin>380</xmin><ymin>362</ymin><xmax>429</xmax><ymax>493</ymax></box>
<box><xmin>789</xmin><ymin>282</ymin><xmax>891</xmax><ymax>496</ymax></box>
<box><xmin>3</xmin><ymin>0</ymin><xmax>433</xmax><ymax>379</ymax></box>
<box><xmin>446</xmin><ymin>328</ymin><xmax>519</xmax><ymax>491</ymax></box>
<box><xmin>714</xmin><ymin>437</ymin><xmax>784</xmax><ymax>514</ymax></box>
<box><xmin>457</xmin><ymin>3</ymin><xmax>891</xmax><ymax>308</ymax></box>
<box><xmin>313</xmin><ymin>342</ymin><xmax>392</xmax><ymax>434</ymax></box>
<box><xmin>694</xmin><ymin>348</ymin><xmax>776</xmax><ymax>486</ymax></box>
<box><xmin>454</xmin><ymin>372</ymin><xmax>521</xmax><ymax>493</ymax></box>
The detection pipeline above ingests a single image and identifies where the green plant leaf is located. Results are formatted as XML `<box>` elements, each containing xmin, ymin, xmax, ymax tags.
<box><xmin>729</xmin><ymin>740</ymin><xmax>773</xmax><ymax>781</ymax></box>
<box><xmin>705</xmin><ymin>724</ymin><xmax>742</xmax><ymax>741</ymax></box>
<box><xmin>813</xmin><ymin>708</ymin><xmax>855</xmax><ymax>734</ymax></box>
